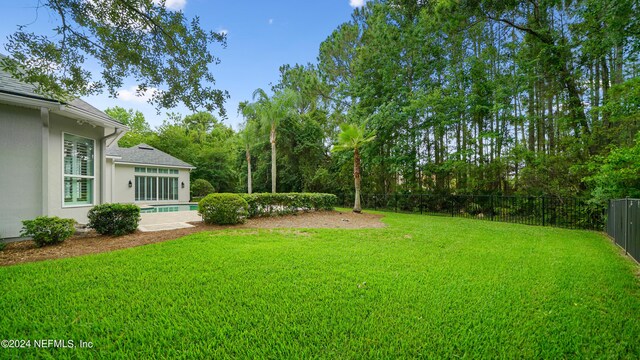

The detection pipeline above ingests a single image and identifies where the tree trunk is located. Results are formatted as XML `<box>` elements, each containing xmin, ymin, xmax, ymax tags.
<box><xmin>246</xmin><ymin>147</ymin><xmax>252</xmax><ymax>194</ymax></box>
<box><xmin>528</xmin><ymin>83</ymin><xmax>535</xmax><ymax>153</ymax></box>
<box><xmin>353</xmin><ymin>148</ymin><xmax>362</xmax><ymax>213</ymax></box>
<box><xmin>270</xmin><ymin>126</ymin><xmax>277</xmax><ymax>194</ymax></box>
<box><xmin>601</xmin><ymin>57</ymin><xmax>610</xmax><ymax>129</ymax></box>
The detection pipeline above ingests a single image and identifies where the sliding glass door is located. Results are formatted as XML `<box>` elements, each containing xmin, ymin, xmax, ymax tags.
<box><xmin>135</xmin><ymin>176</ymin><xmax>178</xmax><ymax>201</ymax></box>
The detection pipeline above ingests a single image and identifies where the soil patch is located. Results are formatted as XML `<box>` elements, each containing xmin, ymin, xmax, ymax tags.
<box><xmin>0</xmin><ymin>211</ymin><xmax>384</xmax><ymax>266</ymax></box>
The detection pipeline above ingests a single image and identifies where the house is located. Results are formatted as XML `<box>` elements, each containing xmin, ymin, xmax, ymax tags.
<box><xmin>0</xmin><ymin>66</ymin><xmax>193</xmax><ymax>238</ymax></box>
<box><xmin>105</xmin><ymin>144</ymin><xmax>194</xmax><ymax>204</ymax></box>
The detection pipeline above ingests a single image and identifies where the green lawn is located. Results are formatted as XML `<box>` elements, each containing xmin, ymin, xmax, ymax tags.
<box><xmin>1</xmin><ymin>211</ymin><xmax>639</xmax><ymax>358</ymax></box>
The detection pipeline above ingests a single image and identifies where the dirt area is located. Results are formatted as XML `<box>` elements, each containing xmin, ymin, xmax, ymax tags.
<box><xmin>0</xmin><ymin>210</ymin><xmax>385</xmax><ymax>266</ymax></box>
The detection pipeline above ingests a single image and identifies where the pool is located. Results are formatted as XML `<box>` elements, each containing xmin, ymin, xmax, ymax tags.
<box><xmin>140</xmin><ymin>204</ymin><xmax>199</xmax><ymax>213</ymax></box>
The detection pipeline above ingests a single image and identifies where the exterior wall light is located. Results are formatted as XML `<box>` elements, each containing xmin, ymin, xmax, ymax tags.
<box><xmin>181</xmin><ymin>182</ymin><xmax>185</xmax><ymax>189</ymax></box>
<box><xmin>128</xmin><ymin>180</ymin><xmax>133</xmax><ymax>188</ymax></box>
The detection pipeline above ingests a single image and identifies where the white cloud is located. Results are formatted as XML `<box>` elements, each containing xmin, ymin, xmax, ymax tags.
<box><xmin>153</xmin><ymin>0</ymin><xmax>186</xmax><ymax>11</ymax></box>
<box><xmin>349</xmin><ymin>0</ymin><xmax>365</xmax><ymax>7</ymax></box>
<box><xmin>268</xmin><ymin>18</ymin><xmax>274</xmax><ymax>25</ymax></box>
<box><xmin>117</xmin><ymin>86</ymin><xmax>158</xmax><ymax>103</ymax></box>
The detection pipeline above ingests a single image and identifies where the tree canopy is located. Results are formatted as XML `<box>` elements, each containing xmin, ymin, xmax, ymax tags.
<box><xmin>1</xmin><ymin>0</ymin><xmax>228</xmax><ymax>115</ymax></box>
<box><xmin>95</xmin><ymin>0</ymin><xmax>639</xmax><ymax>208</ymax></box>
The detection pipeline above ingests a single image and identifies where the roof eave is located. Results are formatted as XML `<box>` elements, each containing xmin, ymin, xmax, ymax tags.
<box><xmin>58</xmin><ymin>104</ymin><xmax>129</xmax><ymax>130</ymax></box>
<box><xmin>0</xmin><ymin>90</ymin><xmax>128</xmax><ymax>131</ymax></box>
<box><xmin>112</xmin><ymin>160</ymin><xmax>196</xmax><ymax>170</ymax></box>
<box><xmin>0</xmin><ymin>91</ymin><xmax>62</xmax><ymax>110</ymax></box>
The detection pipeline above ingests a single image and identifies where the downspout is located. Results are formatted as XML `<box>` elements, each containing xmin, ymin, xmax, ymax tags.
<box><xmin>100</xmin><ymin>128</ymin><xmax>123</xmax><ymax>204</ymax></box>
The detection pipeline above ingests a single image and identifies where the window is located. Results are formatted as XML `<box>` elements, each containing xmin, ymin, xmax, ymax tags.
<box><xmin>63</xmin><ymin>134</ymin><xmax>94</xmax><ymax>206</ymax></box>
<box><xmin>135</xmin><ymin>166</ymin><xmax>177</xmax><ymax>174</ymax></box>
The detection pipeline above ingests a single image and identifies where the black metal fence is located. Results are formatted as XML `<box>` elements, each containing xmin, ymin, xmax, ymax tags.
<box><xmin>336</xmin><ymin>193</ymin><xmax>603</xmax><ymax>230</ymax></box>
<box><xmin>606</xmin><ymin>199</ymin><xmax>640</xmax><ymax>263</ymax></box>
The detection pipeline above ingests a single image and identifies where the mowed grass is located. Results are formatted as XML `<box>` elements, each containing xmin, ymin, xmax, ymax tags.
<box><xmin>1</xmin><ymin>212</ymin><xmax>639</xmax><ymax>359</ymax></box>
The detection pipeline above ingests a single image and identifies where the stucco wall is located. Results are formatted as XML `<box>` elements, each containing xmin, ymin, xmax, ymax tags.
<box><xmin>113</xmin><ymin>164</ymin><xmax>135</xmax><ymax>203</ymax></box>
<box><xmin>112</xmin><ymin>163</ymin><xmax>191</xmax><ymax>204</ymax></box>
<box><xmin>0</xmin><ymin>104</ymin><xmax>42</xmax><ymax>238</ymax></box>
<box><xmin>179</xmin><ymin>169</ymin><xmax>190</xmax><ymax>202</ymax></box>
<box><xmin>46</xmin><ymin>113</ymin><xmax>106</xmax><ymax>224</ymax></box>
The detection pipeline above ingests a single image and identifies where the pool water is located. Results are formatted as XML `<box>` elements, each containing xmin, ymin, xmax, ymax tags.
<box><xmin>140</xmin><ymin>204</ymin><xmax>199</xmax><ymax>213</ymax></box>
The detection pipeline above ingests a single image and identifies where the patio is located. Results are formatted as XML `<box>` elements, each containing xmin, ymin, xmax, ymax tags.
<box><xmin>138</xmin><ymin>209</ymin><xmax>202</xmax><ymax>232</ymax></box>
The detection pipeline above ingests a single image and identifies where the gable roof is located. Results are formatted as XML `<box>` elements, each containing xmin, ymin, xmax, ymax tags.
<box><xmin>107</xmin><ymin>144</ymin><xmax>195</xmax><ymax>169</ymax></box>
<box><xmin>0</xmin><ymin>54</ymin><xmax>125</xmax><ymax>129</ymax></box>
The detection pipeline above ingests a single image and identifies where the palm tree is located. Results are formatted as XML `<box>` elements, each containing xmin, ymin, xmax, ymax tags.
<box><xmin>238</xmin><ymin>102</ymin><xmax>256</xmax><ymax>194</ymax></box>
<box><xmin>250</xmin><ymin>88</ymin><xmax>300</xmax><ymax>193</ymax></box>
<box><xmin>332</xmin><ymin>123</ymin><xmax>376</xmax><ymax>213</ymax></box>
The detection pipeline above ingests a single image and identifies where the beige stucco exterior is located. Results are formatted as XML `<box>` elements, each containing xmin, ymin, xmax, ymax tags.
<box><xmin>0</xmin><ymin>104</ymin><xmax>43</xmax><ymax>239</ymax></box>
<box><xmin>1</xmin><ymin>102</ymin><xmax>118</xmax><ymax>238</ymax></box>
<box><xmin>1</xmin><ymin>95</ymin><xmax>194</xmax><ymax>238</ymax></box>
<box><xmin>106</xmin><ymin>163</ymin><xmax>191</xmax><ymax>205</ymax></box>
<box><xmin>47</xmin><ymin>112</ymin><xmax>106</xmax><ymax>223</ymax></box>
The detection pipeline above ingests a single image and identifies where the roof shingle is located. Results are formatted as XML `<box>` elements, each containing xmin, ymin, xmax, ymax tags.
<box><xmin>107</xmin><ymin>144</ymin><xmax>195</xmax><ymax>169</ymax></box>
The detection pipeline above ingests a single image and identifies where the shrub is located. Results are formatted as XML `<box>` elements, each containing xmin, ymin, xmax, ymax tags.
<box><xmin>21</xmin><ymin>216</ymin><xmax>76</xmax><ymax>247</ymax></box>
<box><xmin>88</xmin><ymin>203</ymin><xmax>141</xmax><ymax>236</ymax></box>
<box><xmin>241</xmin><ymin>193</ymin><xmax>337</xmax><ymax>217</ymax></box>
<box><xmin>199</xmin><ymin>193</ymin><xmax>249</xmax><ymax>225</ymax></box>
<box><xmin>191</xmin><ymin>179</ymin><xmax>215</xmax><ymax>199</ymax></box>
<box><xmin>466</xmin><ymin>202</ymin><xmax>482</xmax><ymax>215</ymax></box>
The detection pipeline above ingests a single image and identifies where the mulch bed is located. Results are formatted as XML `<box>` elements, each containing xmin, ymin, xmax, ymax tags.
<box><xmin>0</xmin><ymin>211</ymin><xmax>384</xmax><ymax>267</ymax></box>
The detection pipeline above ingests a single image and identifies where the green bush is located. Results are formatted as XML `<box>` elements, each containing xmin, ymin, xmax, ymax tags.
<box><xmin>88</xmin><ymin>203</ymin><xmax>141</xmax><ymax>236</ymax></box>
<box><xmin>199</xmin><ymin>193</ymin><xmax>249</xmax><ymax>225</ymax></box>
<box><xmin>191</xmin><ymin>179</ymin><xmax>215</xmax><ymax>199</ymax></box>
<box><xmin>21</xmin><ymin>216</ymin><xmax>76</xmax><ymax>247</ymax></box>
<box><xmin>466</xmin><ymin>202</ymin><xmax>482</xmax><ymax>215</ymax></box>
<box><xmin>241</xmin><ymin>193</ymin><xmax>337</xmax><ymax>217</ymax></box>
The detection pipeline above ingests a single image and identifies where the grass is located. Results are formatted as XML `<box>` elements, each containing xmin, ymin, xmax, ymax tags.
<box><xmin>1</xmin><ymin>211</ymin><xmax>639</xmax><ymax>358</ymax></box>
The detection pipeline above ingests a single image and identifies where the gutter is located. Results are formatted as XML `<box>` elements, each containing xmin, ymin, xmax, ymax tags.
<box><xmin>59</xmin><ymin>104</ymin><xmax>128</xmax><ymax>130</ymax></box>
<box><xmin>111</xmin><ymin>160</ymin><xmax>196</xmax><ymax>170</ymax></box>
<box><xmin>100</xmin><ymin>128</ymin><xmax>125</xmax><ymax>204</ymax></box>
<box><xmin>0</xmin><ymin>90</ymin><xmax>127</xmax><ymax>130</ymax></box>
<box><xmin>0</xmin><ymin>91</ymin><xmax>62</xmax><ymax>110</ymax></box>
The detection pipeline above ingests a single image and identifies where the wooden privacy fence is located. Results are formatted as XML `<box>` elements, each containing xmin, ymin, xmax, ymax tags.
<box><xmin>607</xmin><ymin>199</ymin><xmax>640</xmax><ymax>263</ymax></box>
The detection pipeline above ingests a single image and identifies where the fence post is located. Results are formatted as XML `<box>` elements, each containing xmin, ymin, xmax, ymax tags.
<box><xmin>420</xmin><ymin>193</ymin><xmax>423</xmax><ymax>215</ymax></box>
<box><xmin>451</xmin><ymin>195</ymin><xmax>454</xmax><ymax>217</ymax></box>
<box><xmin>542</xmin><ymin>197</ymin><xmax>546</xmax><ymax>226</ymax></box>
<box><xmin>625</xmin><ymin>198</ymin><xmax>629</xmax><ymax>255</ymax></box>
<box><xmin>490</xmin><ymin>195</ymin><xmax>494</xmax><ymax>221</ymax></box>
<box><xmin>395</xmin><ymin>193</ymin><xmax>398</xmax><ymax>212</ymax></box>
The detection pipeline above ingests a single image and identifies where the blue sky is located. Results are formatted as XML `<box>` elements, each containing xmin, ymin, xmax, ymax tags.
<box><xmin>0</xmin><ymin>0</ymin><xmax>366</xmax><ymax>129</ymax></box>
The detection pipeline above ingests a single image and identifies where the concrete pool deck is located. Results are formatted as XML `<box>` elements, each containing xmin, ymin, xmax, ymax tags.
<box><xmin>138</xmin><ymin>210</ymin><xmax>203</xmax><ymax>232</ymax></box>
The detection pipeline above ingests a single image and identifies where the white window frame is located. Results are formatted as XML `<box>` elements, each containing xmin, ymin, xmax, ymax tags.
<box><xmin>134</xmin><ymin>173</ymin><xmax>179</xmax><ymax>202</ymax></box>
<box><xmin>61</xmin><ymin>132</ymin><xmax>96</xmax><ymax>208</ymax></box>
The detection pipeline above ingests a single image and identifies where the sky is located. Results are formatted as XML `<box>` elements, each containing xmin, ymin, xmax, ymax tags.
<box><xmin>0</xmin><ymin>0</ymin><xmax>366</xmax><ymax>129</ymax></box>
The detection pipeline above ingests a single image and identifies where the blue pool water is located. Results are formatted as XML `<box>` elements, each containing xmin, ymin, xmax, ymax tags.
<box><xmin>140</xmin><ymin>204</ymin><xmax>199</xmax><ymax>213</ymax></box>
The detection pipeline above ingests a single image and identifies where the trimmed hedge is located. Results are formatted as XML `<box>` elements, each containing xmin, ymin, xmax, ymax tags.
<box><xmin>241</xmin><ymin>193</ymin><xmax>337</xmax><ymax>217</ymax></box>
<box><xmin>21</xmin><ymin>216</ymin><xmax>76</xmax><ymax>247</ymax></box>
<box><xmin>199</xmin><ymin>193</ymin><xmax>249</xmax><ymax>225</ymax></box>
<box><xmin>88</xmin><ymin>203</ymin><xmax>141</xmax><ymax>236</ymax></box>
